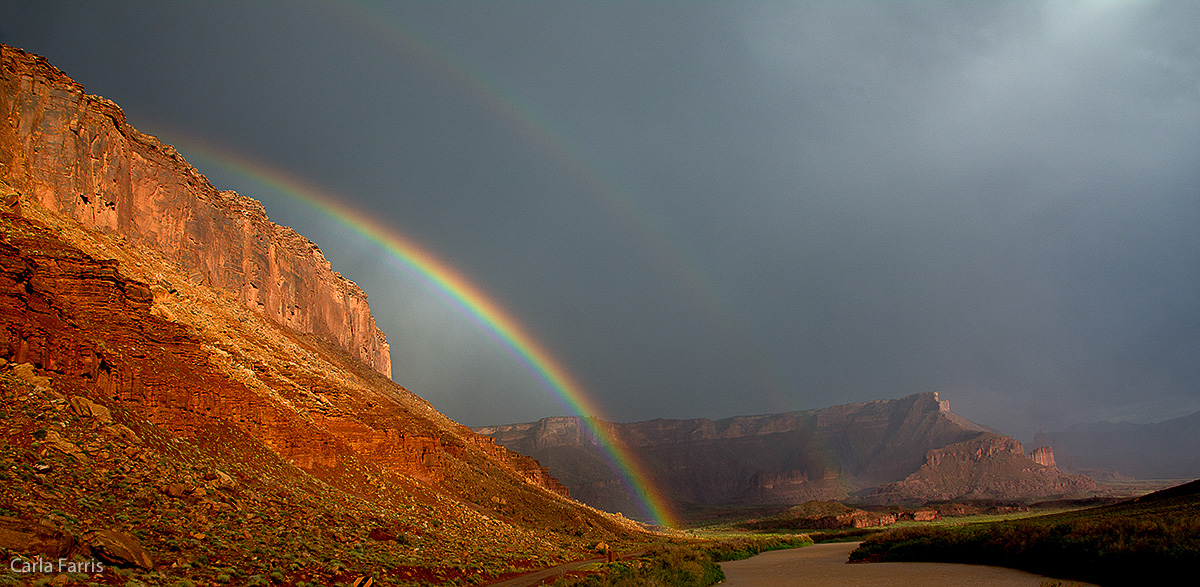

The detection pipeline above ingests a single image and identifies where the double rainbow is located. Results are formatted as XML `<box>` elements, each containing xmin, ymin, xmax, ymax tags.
<box><xmin>336</xmin><ymin>1</ymin><xmax>798</xmax><ymax>411</ymax></box>
<box><xmin>176</xmin><ymin>141</ymin><xmax>677</xmax><ymax>528</ymax></box>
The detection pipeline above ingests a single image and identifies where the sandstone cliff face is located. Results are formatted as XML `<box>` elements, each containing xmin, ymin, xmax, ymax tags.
<box><xmin>0</xmin><ymin>206</ymin><xmax>644</xmax><ymax>577</ymax></box>
<box><xmin>0</xmin><ymin>45</ymin><xmax>390</xmax><ymax>377</ymax></box>
<box><xmin>1</xmin><ymin>181</ymin><xmax>576</xmax><ymax>506</ymax></box>
<box><xmin>452</xmin><ymin>433</ymin><xmax>570</xmax><ymax>498</ymax></box>
<box><xmin>1029</xmin><ymin>445</ymin><xmax>1056</xmax><ymax>468</ymax></box>
<box><xmin>1</xmin><ymin>44</ymin><xmax>581</xmax><ymax>507</ymax></box>
<box><xmin>0</xmin><ymin>208</ymin><xmax>428</xmax><ymax>479</ymax></box>
<box><xmin>477</xmin><ymin>392</ymin><xmax>1024</xmax><ymax>516</ymax></box>
<box><xmin>0</xmin><ymin>49</ymin><xmax>645</xmax><ymax>579</ymax></box>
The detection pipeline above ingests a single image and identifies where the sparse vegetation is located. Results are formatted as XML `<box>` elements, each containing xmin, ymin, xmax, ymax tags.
<box><xmin>0</xmin><ymin>196</ymin><xmax>664</xmax><ymax>587</ymax></box>
<box><xmin>0</xmin><ymin>338</ymin><xmax>657</xmax><ymax>586</ymax></box>
<box><xmin>849</xmin><ymin>480</ymin><xmax>1200</xmax><ymax>586</ymax></box>
<box><xmin>553</xmin><ymin>544</ymin><xmax>724</xmax><ymax>587</ymax></box>
<box><xmin>552</xmin><ymin>536</ymin><xmax>813</xmax><ymax>587</ymax></box>
<box><xmin>703</xmin><ymin>535</ymin><xmax>813</xmax><ymax>562</ymax></box>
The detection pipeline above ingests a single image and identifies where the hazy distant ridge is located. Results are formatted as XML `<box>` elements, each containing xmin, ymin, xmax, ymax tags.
<box><xmin>1038</xmin><ymin>409</ymin><xmax>1200</xmax><ymax>479</ymax></box>
<box><xmin>479</xmin><ymin>392</ymin><xmax>1094</xmax><ymax>516</ymax></box>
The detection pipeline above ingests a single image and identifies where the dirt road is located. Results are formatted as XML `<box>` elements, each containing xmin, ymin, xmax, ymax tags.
<box><xmin>482</xmin><ymin>557</ymin><xmax>602</xmax><ymax>587</ymax></box>
<box><xmin>484</xmin><ymin>551</ymin><xmax>641</xmax><ymax>587</ymax></box>
<box><xmin>719</xmin><ymin>541</ymin><xmax>1098</xmax><ymax>586</ymax></box>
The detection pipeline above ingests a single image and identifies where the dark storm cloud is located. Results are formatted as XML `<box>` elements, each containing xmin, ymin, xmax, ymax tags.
<box><xmin>3</xmin><ymin>1</ymin><xmax>1198</xmax><ymax>439</ymax></box>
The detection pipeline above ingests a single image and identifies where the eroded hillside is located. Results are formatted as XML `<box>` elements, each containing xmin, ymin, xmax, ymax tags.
<box><xmin>1</xmin><ymin>45</ymin><xmax>659</xmax><ymax>585</ymax></box>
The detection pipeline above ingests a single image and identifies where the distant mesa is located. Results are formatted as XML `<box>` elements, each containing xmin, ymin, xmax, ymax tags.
<box><xmin>869</xmin><ymin>433</ymin><xmax>1095</xmax><ymax>504</ymax></box>
<box><xmin>477</xmin><ymin>392</ymin><xmax>1100</xmax><ymax>517</ymax></box>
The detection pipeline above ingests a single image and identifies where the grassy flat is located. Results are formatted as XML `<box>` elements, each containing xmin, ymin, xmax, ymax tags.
<box><xmin>849</xmin><ymin>479</ymin><xmax>1200</xmax><ymax>586</ymax></box>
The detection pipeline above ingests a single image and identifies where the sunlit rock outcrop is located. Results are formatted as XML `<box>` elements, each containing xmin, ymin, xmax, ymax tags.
<box><xmin>2</xmin><ymin>48</ymin><xmax>641</xmax><ymax>581</ymax></box>
<box><xmin>1029</xmin><ymin>445</ymin><xmax>1057</xmax><ymax>468</ymax></box>
<box><xmin>0</xmin><ymin>45</ymin><xmax>390</xmax><ymax>377</ymax></box>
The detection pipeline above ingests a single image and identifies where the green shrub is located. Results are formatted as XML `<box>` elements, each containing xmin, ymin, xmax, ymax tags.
<box><xmin>850</xmin><ymin>511</ymin><xmax>1200</xmax><ymax>586</ymax></box>
<box><xmin>705</xmin><ymin>536</ymin><xmax>812</xmax><ymax>562</ymax></box>
<box><xmin>554</xmin><ymin>537</ymin><xmax>813</xmax><ymax>587</ymax></box>
<box><xmin>555</xmin><ymin>544</ymin><xmax>724</xmax><ymax>587</ymax></box>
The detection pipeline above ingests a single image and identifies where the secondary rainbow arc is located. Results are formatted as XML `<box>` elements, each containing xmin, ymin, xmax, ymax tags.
<box><xmin>174</xmin><ymin>139</ymin><xmax>677</xmax><ymax>528</ymax></box>
<box><xmin>335</xmin><ymin>0</ymin><xmax>798</xmax><ymax>412</ymax></box>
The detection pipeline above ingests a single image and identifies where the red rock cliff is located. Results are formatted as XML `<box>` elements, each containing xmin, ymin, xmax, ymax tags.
<box><xmin>1029</xmin><ymin>445</ymin><xmax>1057</xmax><ymax>468</ymax></box>
<box><xmin>1</xmin><ymin>192</ymin><xmax>583</xmax><ymax>498</ymax></box>
<box><xmin>0</xmin><ymin>45</ymin><xmax>390</xmax><ymax>377</ymax></box>
<box><xmin>0</xmin><ymin>208</ymin><xmax>425</xmax><ymax>479</ymax></box>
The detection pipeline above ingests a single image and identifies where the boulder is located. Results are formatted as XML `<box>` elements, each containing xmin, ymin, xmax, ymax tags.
<box><xmin>211</xmin><ymin>469</ymin><xmax>237</xmax><ymax>489</ymax></box>
<box><xmin>69</xmin><ymin>396</ymin><xmax>113</xmax><ymax>424</ymax></box>
<box><xmin>42</xmin><ymin>430</ymin><xmax>87</xmax><ymax>462</ymax></box>
<box><xmin>164</xmin><ymin>484</ymin><xmax>189</xmax><ymax>499</ymax></box>
<box><xmin>106</xmin><ymin>424</ymin><xmax>141</xmax><ymax>444</ymax></box>
<box><xmin>0</xmin><ymin>516</ymin><xmax>77</xmax><ymax>558</ymax></box>
<box><xmin>82</xmin><ymin>529</ymin><xmax>154</xmax><ymax>569</ymax></box>
<box><xmin>368</xmin><ymin>527</ymin><xmax>398</xmax><ymax>541</ymax></box>
<box><xmin>12</xmin><ymin>363</ymin><xmax>52</xmax><ymax>389</ymax></box>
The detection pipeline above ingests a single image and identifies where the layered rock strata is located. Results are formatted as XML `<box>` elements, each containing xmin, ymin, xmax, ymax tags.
<box><xmin>1</xmin><ymin>184</ymin><xmax>571</xmax><ymax>500</ymax></box>
<box><xmin>0</xmin><ymin>48</ymin><xmax>649</xmax><ymax>581</ymax></box>
<box><xmin>0</xmin><ymin>208</ymin><xmax>427</xmax><ymax>479</ymax></box>
<box><xmin>1029</xmin><ymin>445</ymin><xmax>1057</xmax><ymax>468</ymax></box>
<box><xmin>0</xmin><ymin>43</ymin><xmax>574</xmax><ymax>501</ymax></box>
<box><xmin>480</xmin><ymin>392</ymin><xmax>1099</xmax><ymax>515</ymax></box>
<box><xmin>0</xmin><ymin>45</ymin><xmax>390</xmax><ymax>377</ymax></box>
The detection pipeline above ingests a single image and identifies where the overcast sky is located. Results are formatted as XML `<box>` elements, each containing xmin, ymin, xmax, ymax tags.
<box><xmin>4</xmin><ymin>1</ymin><xmax>1198</xmax><ymax>441</ymax></box>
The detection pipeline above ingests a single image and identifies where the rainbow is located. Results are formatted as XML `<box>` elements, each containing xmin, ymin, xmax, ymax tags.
<box><xmin>174</xmin><ymin>139</ymin><xmax>677</xmax><ymax>528</ymax></box>
<box><xmin>333</xmin><ymin>1</ymin><xmax>798</xmax><ymax>412</ymax></box>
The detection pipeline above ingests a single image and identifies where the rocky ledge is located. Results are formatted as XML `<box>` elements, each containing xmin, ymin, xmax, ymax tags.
<box><xmin>1</xmin><ymin>45</ymin><xmax>390</xmax><ymax>377</ymax></box>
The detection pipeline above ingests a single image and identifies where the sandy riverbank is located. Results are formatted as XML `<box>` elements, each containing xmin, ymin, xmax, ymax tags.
<box><xmin>720</xmin><ymin>541</ymin><xmax>1098</xmax><ymax>586</ymax></box>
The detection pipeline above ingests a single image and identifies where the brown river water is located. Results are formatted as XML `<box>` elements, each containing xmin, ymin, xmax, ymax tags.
<box><xmin>719</xmin><ymin>541</ymin><xmax>1099</xmax><ymax>586</ymax></box>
